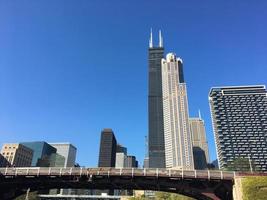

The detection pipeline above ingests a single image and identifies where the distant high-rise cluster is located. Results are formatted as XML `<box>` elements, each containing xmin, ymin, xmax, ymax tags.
<box><xmin>0</xmin><ymin>141</ymin><xmax>76</xmax><ymax>168</ymax></box>
<box><xmin>98</xmin><ymin>128</ymin><xmax>138</xmax><ymax>168</ymax></box>
<box><xmin>209</xmin><ymin>85</ymin><xmax>267</xmax><ymax>171</ymax></box>
<box><xmin>148</xmin><ymin>30</ymin><xmax>208</xmax><ymax>170</ymax></box>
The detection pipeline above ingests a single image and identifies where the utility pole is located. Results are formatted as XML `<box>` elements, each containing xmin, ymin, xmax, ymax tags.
<box><xmin>248</xmin><ymin>154</ymin><xmax>253</xmax><ymax>173</ymax></box>
<box><xmin>25</xmin><ymin>188</ymin><xmax>30</xmax><ymax>200</ymax></box>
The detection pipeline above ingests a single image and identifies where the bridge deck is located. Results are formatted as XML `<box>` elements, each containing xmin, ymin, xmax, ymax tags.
<box><xmin>0</xmin><ymin>167</ymin><xmax>236</xmax><ymax>180</ymax></box>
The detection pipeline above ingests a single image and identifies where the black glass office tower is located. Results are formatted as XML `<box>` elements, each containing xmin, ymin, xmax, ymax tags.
<box><xmin>148</xmin><ymin>30</ymin><xmax>165</xmax><ymax>168</ymax></box>
<box><xmin>209</xmin><ymin>85</ymin><xmax>267</xmax><ymax>171</ymax></box>
<box><xmin>98</xmin><ymin>128</ymin><xmax>117</xmax><ymax>167</ymax></box>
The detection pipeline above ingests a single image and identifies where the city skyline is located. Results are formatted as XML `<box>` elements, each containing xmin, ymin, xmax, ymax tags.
<box><xmin>1</xmin><ymin>1</ymin><xmax>267</xmax><ymax>167</ymax></box>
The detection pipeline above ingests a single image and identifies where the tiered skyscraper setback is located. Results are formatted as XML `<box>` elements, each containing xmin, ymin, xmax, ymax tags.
<box><xmin>148</xmin><ymin>30</ymin><xmax>165</xmax><ymax>168</ymax></box>
<box><xmin>161</xmin><ymin>53</ymin><xmax>194</xmax><ymax>169</ymax></box>
<box><xmin>209</xmin><ymin>85</ymin><xmax>267</xmax><ymax>171</ymax></box>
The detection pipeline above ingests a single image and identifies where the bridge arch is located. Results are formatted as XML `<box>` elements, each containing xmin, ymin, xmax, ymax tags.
<box><xmin>0</xmin><ymin>167</ymin><xmax>234</xmax><ymax>200</ymax></box>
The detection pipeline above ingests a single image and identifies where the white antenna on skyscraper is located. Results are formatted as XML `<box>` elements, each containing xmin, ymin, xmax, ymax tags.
<box><xmin>198</xmin><ymin>109</ymin><xmax>202</xmax><ymax>119</ymax></box>
<box><xmin>145</xmin><ymin>135</ymin><xmax>148</xmax><ymax>158</ymax></box>
<box><xmin>149</xmin><ymin>28</ymin><xmax>153</xmax><ymax>48</ymax></box>
<box><xmin>159</xmin><ymin>30</ymin><xmax>163</xmax><ymax>47</ymax></box>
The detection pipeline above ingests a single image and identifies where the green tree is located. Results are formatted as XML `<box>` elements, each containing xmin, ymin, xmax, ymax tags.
<box><xmin>225</xmin><ymin>157</ymin><xmax>252</xmax><ymax>172</ymax></box>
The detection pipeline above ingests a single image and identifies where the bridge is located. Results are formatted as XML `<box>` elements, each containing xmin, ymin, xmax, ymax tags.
<box><xmin>0</xmin><ymin>167</ymin><xmax>259</xmax><ymax>200</ymax></box>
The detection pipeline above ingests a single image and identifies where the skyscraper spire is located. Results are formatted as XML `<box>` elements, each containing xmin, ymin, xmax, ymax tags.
<box><xmin>159</xmin><ymin>30</ymin><xmax>163</xmax><ymax>47</ymax></box>
<box><xmin>149</xmin><ymin>28</ymin><xmax>153</xmax><ymax>48</ymax></box>
<box><xmin>198</xmin><ymin>109</ymin><xmax>202</xmax><ymax>119</ymax></box>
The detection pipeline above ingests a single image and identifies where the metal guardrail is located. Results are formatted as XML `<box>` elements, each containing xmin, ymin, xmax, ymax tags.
<box><xmin>0</xmin><ymin>167</ymin><xmax>236</xmax><ymax>180</ymax></box>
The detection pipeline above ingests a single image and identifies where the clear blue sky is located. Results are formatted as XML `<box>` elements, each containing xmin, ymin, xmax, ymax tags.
<box><xmin>0</xmin><ymin>0</ymin><xmax>266</xmax><ymax>167</ymax></box>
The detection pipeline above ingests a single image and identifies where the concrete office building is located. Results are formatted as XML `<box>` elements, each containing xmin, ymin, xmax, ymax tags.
<box><xmin>148</xmin><ymin>29</ymin><xmax>165</xmax><ymax>168</ymax></box>
<box><xmin>189</xmin><ymin>113</ymin><xmax>210</xmax><ymax>169</ymax></box>
<box><xmin>0</xmin><ymin>143</ymin><xmax>33</xmax><ymax>167</ymax></box>
<box><xmin>98</xmin><ymin>129</ymin><xmax>117</xmax><ymax>167</ymax></box>
<box><xmin>125</xmin><ymin>156</ymin><xmax>138</xmax><ymax>168</ymax></box>
<box><xmin>21</xmin><ymin>141</ymin><xmax>57</xmax><ymax>166</ymax></box>
<box><xmin>161</xmin><ymin>53</ymin><xmax>194</xmax><ymax>169</ymax></box>
<box><xmin>115</xmin><ymin>152</ymin><xmax>127</xmax><ymax>168</ymax></box>
<box><xmin>49</xmin><ymin>143</ymin><xmax>77</xmax><ymax>167</ymax></box>
<box><xmin>115</xmin><ymin>144</ymin><xmax>127</xmax><ymax>168</ymax></box>
<box><xmin>209</xmin><ymin>85</ymin><xmax>267</xmax><ymax>171</ymax></box>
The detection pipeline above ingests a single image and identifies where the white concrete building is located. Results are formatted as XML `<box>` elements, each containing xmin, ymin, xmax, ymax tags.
<box><xmin>161</xmin><ymin>53</ymin><xmax>194</xmax><ymax>169</ymax></box>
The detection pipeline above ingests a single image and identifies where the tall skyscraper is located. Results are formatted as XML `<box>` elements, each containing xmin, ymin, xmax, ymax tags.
<box><xmin>189</xmin><ymin>112</ymin><xmax>210</xmax><ymax>169</ymax></box>
<box><xmin>21</xmin><ymin>141</ymin><xmax>57</xmax><ymax>166</ymax></box>
<box><xmin>0</xmin><ymin>143</ymin><xmax>33</xmax><ymax>167</ymax></box>
<box><xmin>209</xmin><ymin>85</ymin><xmax>267</xmax><ymax>171</ymax></box>
<box><xmin>161</xmin><ymin>53</ymin><xmax>194</xmax><ymax>169</ymax></box>
<box><xmin>148</xmin><ymin>29</ymin><xmax>165</xmax><ymax>168</ymax></box>
<box><xmin>98</xmin><ymin>128</ymin><xmax>117</xmax><ymax>167</ymax></box>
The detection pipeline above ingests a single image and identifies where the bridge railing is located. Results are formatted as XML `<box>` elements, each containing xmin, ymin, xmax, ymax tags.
<box><xmin>0</xmin><ymin>167</ymin><xmax>235</xmax><ymax>180</ymax></box>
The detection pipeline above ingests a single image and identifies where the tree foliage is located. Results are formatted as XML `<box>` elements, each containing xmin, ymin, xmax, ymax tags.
<box><xmin>225</xmin><ymin>157</ymin><xmax>252</xmax><ymax>172</ymax></box>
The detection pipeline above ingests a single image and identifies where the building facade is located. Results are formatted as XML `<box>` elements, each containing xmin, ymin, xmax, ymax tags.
<box><xmin>189</xmin><ymin>115</ymin><xmax>210</xmax><ymax>169</ymax></box>
<box><xmin>148</xmin><ymin>30</ymin><xmax>165</xmax><ymax>168</ymax></box>
<box><xmin>49</xmin><ymin>143</ymin><xmax>77</xmax><ymax>167</ymax></box>
<box><xmin>209</xmin><ymin>85</ymin><xmax>267</xmax><ymax>171</ymax></box>
<box><xmin>115</xmin><ymin>144</ymin><xmax>127</xmax><ymax>168</ymax></box>
<box><xmin>116</xmin><ymin>144</ymin><xmax>127</xmax><ymax>155</ymax></box>
<box><xmin>0</xmin><ymin>143</ymin><xmax>33</xmax><ymax>167</ymax></box>
<box><xmin>47</xmin><ymin>143</ymin><xmax>77</xmax><ymax>195</ymax></box>
<box><xmin>21</xmin><ymin>141</ymin><xmax>57</xmax><ymax>166</ymax></box>
<box><xmin>0</xmin><ymin>153</ymin><xmax>10</xmax><ymax>167</ymax></box>
<box><xmin>125</xmin><ymin>155</ymin><xmax>138</xmax><ymax>168</ymax></box>
<box><xmin>98</xmin><ymin>129</ymin><xmax>117</xmax><ymax>167</ymax></box>
<box><xmin>161</xmin><ymin>53</ymin><xmax>194</xmax><ymax>169</ymax></box>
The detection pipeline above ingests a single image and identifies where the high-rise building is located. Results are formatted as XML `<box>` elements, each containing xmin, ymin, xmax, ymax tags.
<box><xmin>161</xmin><ymin>53</ymin><xmax>194</xmax><ymax>169</ymax></box>
<box><xmin>47</xmin><ymin>143</ymin><xmax>77</xmax><ymax>195</ymax></box>
<box><xmin>116</xmin><ymin>144</ymin><xmax>127</xmax><ymax>155</ymax></box>
<box><xmin>209</xmin><ymin>85</ymin><xmax>267</xmax><ymax>171</ymax></box>
<box><xmin>148</xmin><ymin>29</ymin><xmax>165</xmax><ymax>168</ymax></box>
<box><xmin>21</xmin><ymin>141</ymin><xmax>57</xmax><ymax>166</ymax></box>
<box><xmin>49</xmin><ymin>143</ymin><xmax>77</xmax><ymax>167</ymax></box>
<box><xmin>0</xmin><ymin>143</ymin><xmax>33</xmax><ymax>167</ymax></box>
<box><xmin>189</xmin><ymin>113</ymin><xmax>210</xmax><ymax>169</ymax></box>
<box><xmin>125</xmin><ymin>155</ymin><xmax>138</xmax><ymax>168</ymax></box>
<box><xmin>115</xmin><ymin>152</ymin><xmax>127</xmax><ymax>168</ymax></box>
<box><xmin>98</xmin><ymin>128</ymin><xmax>117</xmax><ymax>167</ymax></box>
<box><xmin>115</xmin><ymin>144</ymin><xmax>127</xmax><ymax>168</ymax></box>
